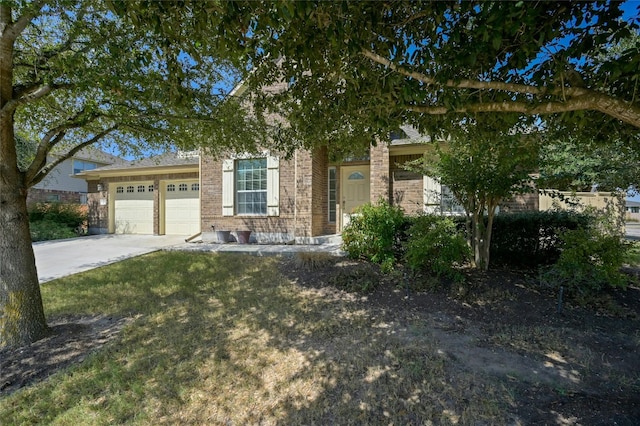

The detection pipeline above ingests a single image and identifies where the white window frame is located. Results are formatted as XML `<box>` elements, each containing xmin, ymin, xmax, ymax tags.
<box><xmin>222</xmin><ymin>154</ymin><xmax>279</xmax><ymax>217</ymax></box>
<box><xmin>423</xmin><ymin>176</ymin><xmax>465</xmax><ymax>216</ymax></box>
<box><xmin>73</xmin><ymin>159</ymin><xmax>98</xmax><ymax>175</ymax></box>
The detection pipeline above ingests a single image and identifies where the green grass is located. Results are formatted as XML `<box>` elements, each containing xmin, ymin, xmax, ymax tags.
<box><xmin>1</xmin><ymin>252</ymin><xmax>509</xmax><ymax>424</ymax></box>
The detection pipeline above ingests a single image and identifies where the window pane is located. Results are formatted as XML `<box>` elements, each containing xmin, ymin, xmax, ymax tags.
<box><xmin>236</xmin><ymin>158</ymin><xmax>267</xmax><ymax>215</ymax></box>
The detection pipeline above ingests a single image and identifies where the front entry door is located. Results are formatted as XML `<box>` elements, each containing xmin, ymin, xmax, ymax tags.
<box><xmin>340</xmin><ymin>165</ymin><xmax>370</xmax><ymax>230</ymax></box>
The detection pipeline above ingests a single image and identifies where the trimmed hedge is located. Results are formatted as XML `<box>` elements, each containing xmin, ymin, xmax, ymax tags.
<box><xmin>489</xmin><ymin>211</ymin><xmax>592</xmax><ymax>267</ymax></box>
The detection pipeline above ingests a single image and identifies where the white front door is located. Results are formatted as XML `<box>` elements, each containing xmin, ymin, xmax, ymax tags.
<box><xmin>340</xmin><ymin>165</ymin><xmax>370</xmax><ymax>230</ymax></box>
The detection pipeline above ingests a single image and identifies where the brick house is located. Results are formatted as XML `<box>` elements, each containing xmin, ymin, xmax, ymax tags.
<box><xmin>80</xmin><ymin>130</ymin><xmax>537</xmax><ymax>241</ymax></box>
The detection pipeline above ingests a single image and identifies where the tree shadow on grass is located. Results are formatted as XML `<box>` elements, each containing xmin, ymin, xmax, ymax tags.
<box><xmin>3</xmin><ymin>252</ymin><xmax>638</xmax><ymax>424</ymax></box>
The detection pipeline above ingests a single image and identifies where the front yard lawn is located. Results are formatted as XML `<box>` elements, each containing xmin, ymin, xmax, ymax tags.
<box><xmin>1</xmin><ymin>252</ymin><xmax>639</xmax><ymax>424</ymax></box>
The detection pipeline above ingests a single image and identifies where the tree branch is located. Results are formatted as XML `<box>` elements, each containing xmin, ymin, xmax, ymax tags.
<box><xmin>1</xmin><ymin>82</ymin><xmax>73</xmax><ymax>115</ymax></box>
<box><xmin>2</xmin><ymin>0</ymin><xmax>47</xmax><ymax>42</ymax></box>
<box><xmin>24</xmin><ymin>110</ymin><xmax>101</xmax><ymax>184</ymax></box>
<box><xmin>361</xmin><ymin>48</ymin><xmax>592</xmax><ymax>97</ymax></box>
<box><xmin>27</xmin><ymin>125</ymin><xmax>119</xmax><ymax>187</ymax></box>
<box><xmin>361</xmin><ymin>49</ymin><xmax>640</xmax><ymax>127</ymax></box>
<box><xmin>407</xmin><ymin>92</ymin><xmax>640</xmax><ymax>128</ymax></box>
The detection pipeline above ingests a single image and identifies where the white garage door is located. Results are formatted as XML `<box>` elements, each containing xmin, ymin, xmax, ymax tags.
<box><xmin>114</xmin><ymin>182</ymin><xmax>154</xmax><ymax>234</ymax></box>
<box><xmin>164</xmin><ymin>180</ymin><xmax>200</xmax><ymax>235</ymax></box>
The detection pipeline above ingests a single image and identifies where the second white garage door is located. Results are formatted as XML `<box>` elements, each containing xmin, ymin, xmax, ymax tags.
<box><xmin>114</xmin><ymin>182</ymin><xmax>154</xmax><ymax>234</ymax></box>
<box><xmin>164</xmin><ymin>180</ymin><xmax>200</xmax><ymax>235</ymax></box>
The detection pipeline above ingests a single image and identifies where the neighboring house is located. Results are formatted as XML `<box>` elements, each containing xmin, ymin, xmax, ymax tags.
<box><xmin>626</xmin><ymin>200</ymin><xmax>640</xmax><ymax>222</ymax></box>
<box><xmin>79</xmin><ymin>132</ymin><xmax>538</xmax><ymax>240</ymax></box>
<box><xmin>539</xmin><ymin>189</ymin><xmax>626</xmax><ymax>219</ymax></box>
<box><xmin>28</xmin><ymin>148</ymin><xmax>124</xmax><ymax>205</ymax></box>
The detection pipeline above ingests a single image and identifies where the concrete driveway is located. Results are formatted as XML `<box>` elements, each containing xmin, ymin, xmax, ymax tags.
<box><xmin>626</xmin><ymin>223</ymin><xmax>640</xmax><ymax>241</ymax></box>
<box><xmin>33</xmin><ymin>234</ymin><xmax>188</xmax><ymax>283</ymax></box>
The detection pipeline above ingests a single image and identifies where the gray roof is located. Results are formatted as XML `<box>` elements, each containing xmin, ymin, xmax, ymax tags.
<box><xmin>626</xmin><ymin>200</ymin><xmax>640</xmax><ymax>207</ymax></box>
<box><xmin>89</xmin><ymin>151</ymin><xmax>199</xmax><ymax>172</ymax></box>
<box><xmin>50</xmin><ymin>146</ymin><xmax>125</xmax><ymax>165</ymax></box>
<box><xmin>78</xmin><ymin>148</ymin><xmax>125</xmax><ymax>165</ymax></box>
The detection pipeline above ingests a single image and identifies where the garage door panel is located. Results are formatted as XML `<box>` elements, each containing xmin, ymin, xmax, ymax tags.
<box><xmin>164</xmin><ymin>180</ymin><xmax>200</xmax><ymax>235</ymax></box>
<box><xmin>114</xmin><ymin>182</ymin><xmax>154</xmax><ymax>234</ymax></box>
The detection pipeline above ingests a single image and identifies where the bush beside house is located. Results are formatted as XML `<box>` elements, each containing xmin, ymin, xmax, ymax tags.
<box><xmin>29</xmin><ymin>203</ymin><xmax>87</xmax><ymax>242</ymax></box>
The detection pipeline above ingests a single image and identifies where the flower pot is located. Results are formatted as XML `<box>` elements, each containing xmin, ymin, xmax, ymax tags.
<box><xmin>235</xmin><ymin>230</ymin><xmax>252</xmax><ymax>244</ymax></box>
<box><xmin>216</xmin><ymin>230</ymin><xmax>231</xmax><ymax>243</ymax></box>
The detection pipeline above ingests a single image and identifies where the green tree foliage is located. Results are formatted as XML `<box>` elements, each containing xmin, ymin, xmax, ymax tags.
<box><xmin>406</xmin><ymin>119</ymin><xmax>539</xmax><ymax>270</ymax></box>
<box><xmin>199</xmin><ymin>0</ymin><xmax>640</xmax><ymax>146</ymax></box>
<box><xmin>0</xmin><ymin>0</ymin><xmax>259</xmax><ymax>347</ymax></box>
<box><xmin>539</xmin><ymin>135</ymin><xmax>640</xmax><ymax>193</ymax></box>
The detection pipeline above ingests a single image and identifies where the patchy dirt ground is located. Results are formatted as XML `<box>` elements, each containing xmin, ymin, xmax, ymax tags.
<box><xmin>280</xmin><ymin>256</ymin><xmax>640</xmax><ymax>425</ymax></box>
<box><xmin>0</xmin><ymin>315</ymin><xmax>131</xmax><ymax>396</ymax></box>
<box><xmin>2</xmin><ymin>257</ymin><xmax>639</xmax><ymax>425</ymax></box>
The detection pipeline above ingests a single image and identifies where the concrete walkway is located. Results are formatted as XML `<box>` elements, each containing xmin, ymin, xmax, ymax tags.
<box><xmin>34</xmin><ymin>234</ymin><xmax>344</xmax><ymax>283</ymax></box>
<box><xmin>172</xmin><ymin>239</ymin><xmax>345</xmax><ymax>257</ymax></box>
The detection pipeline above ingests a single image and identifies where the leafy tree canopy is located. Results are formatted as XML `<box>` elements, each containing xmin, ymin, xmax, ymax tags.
<box><xmin>177</xmin><ymin>0</ymin><xmax>640</xmax><ymax>150</ymax></box>
<box><xmin>405</xmin><ymin>116</ymin><xmax>540</xmax><ymax>270</ymax></box>
<box><xmin>3</xmin><ymin>0</ymin><xmax>269</xmax><ymax>190</ymax></box>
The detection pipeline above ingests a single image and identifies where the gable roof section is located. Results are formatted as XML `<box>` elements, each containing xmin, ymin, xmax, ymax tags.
<box><xmin>77</xmin><ymin>151</ymin><xmax>199</xmax><ymax>179</ymax></box>
<box><xmin>48</xmin><ymin>146</ymin><xmax>126</xmax><ymax>166</ymax></box>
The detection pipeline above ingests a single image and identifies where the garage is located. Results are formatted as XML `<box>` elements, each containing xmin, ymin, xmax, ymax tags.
<box><xmin>113</xmin><ymin>182</ymin><xmax>154</xmax><ymax>234</ymax></box>
<box><xmin>163</xmin><ymin>179</ymin><xmax>200</xmax><ymax>235</ymax></box>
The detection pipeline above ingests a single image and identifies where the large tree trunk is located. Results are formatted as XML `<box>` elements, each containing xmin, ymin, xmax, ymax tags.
<box><xmin>480</xmin><ymin>207</ymin><xmax>496</xmax><ymax>272</ymax></box>
<box><xmin>1</xmin><ymin>17</ymin><xmax>49</xmax><ymax>347</ymax></box>
<box><xmin>0</xmin><ymin>172</ymin><xmax>49</xmax><ymax>347</ymax></box>
<box><xmin>0</xmin><ymin>114</ymin><xmax>49</xmax><ymax>348</ymax></box>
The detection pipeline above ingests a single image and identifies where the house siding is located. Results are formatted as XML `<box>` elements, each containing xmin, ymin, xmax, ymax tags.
<box><xmin>201</xmin><ymin>153</ymin><xmax>301</xmax><ymax>243</ymax></box>
<box><xmin>370</xmin><ymin>143</ymin><xmax>390</xmax><ymax>203</ymax></box>
<box><xmin>390</xmin><ymin>154</ymin><xmax>424</xmax><ymax>214</ymax></box>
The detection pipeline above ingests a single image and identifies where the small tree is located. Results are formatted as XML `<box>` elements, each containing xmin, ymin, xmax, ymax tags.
<box><xmin>407</xmin><ymin>120</ymin><xmax>539</xmax><ymax>270</ymax></box>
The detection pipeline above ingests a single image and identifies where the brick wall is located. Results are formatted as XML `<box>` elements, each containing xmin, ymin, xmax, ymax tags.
<box><xmin>200</xmin><ymin>148</ymin><xmax>336</xmax><ymax>242</ymax></box>
<box><xmin>27</xmin><ymin>188</ymin><xmax>83</xmax><ymax>205</ymax></box>
<box><xmin>390</xmin><ymin>154</ymin><xmax>424</xmax><ymax>214</ymax></box>
<box><xmin>370</xmin><ymin>142</ymin><xmax>390</xmax><ymax>203</ymax></box>
<box><xmin>500</xmin><ymin>193</ymin><xmax>539</xmax><ymax>213</ymax></box>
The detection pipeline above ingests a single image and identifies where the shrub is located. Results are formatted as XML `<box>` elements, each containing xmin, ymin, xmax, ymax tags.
<box><xmin>542</xmin><ymin>227</ymin><xmax>630</xmax><ymax>298</ymax></box>
<box><xmin>30</xmin><ymin>220</ymin><xmax>78</xmax><ymax>242</ymax></box>
<box><xmin>490</xmin><ymin>211</ymin><xmax>592</xmax><ymax>268</ymax></box>
<box><xmin>404</xmin><ymin>215</ymin><xmax>470</xmax><ymax>281</ymax></box>
<box><xmin>29</xmin><ymin>203</ymin><xmax>87</xmax><ymax>241</ymax></box>
<box><xmin>341</xmin><ymin>200</ymin><xmax>407</xmax><ymax>272</ymax></box>
<box><xmin>29</xmin><ymin>202</ymin><xmax>87</xmax><ymax>229</ymax></box>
